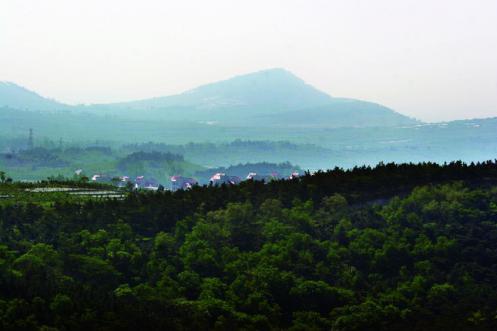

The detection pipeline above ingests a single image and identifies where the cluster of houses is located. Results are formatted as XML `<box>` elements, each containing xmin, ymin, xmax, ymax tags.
<box><xmin>90</xmin><ymin>173</ymin><xmax>160</xmax><ymax>190</ymax></box>
<box><xmin>85</xmin><ymin>170</ymin><xmax>300</xmax><ymax>192</ymax></box>
<box><xmin>170</xmin><ymin>171</ymin><xmax>300</xmax><ymax>191</ymax></box>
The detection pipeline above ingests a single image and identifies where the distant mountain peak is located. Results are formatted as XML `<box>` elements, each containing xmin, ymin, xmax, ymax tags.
<box><xmin>173</xmin><ymin>68</ymin><xmax>333</xmax><ymax>111</ymax></box>
<box><xmin>207</xmin><ymin>67</ymin><xmax>308</xmax><ymax>87</ymax></box>
<box><xmin>233</xmin><ymin>67</ymin><xmax>301</xmax><ymax>79</ymax></box>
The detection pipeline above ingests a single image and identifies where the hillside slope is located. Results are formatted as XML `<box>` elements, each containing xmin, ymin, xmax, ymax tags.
<box><xmin>0</xmin><ymin>81</ymin><xmax>69</xmax><ymax>111</ymax></box>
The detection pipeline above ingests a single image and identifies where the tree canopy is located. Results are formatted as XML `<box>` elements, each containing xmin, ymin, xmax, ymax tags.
<box><xmin>1</xmin><ymin>161</ymin><xmax>497</xmax><ymax>330</ymax></box>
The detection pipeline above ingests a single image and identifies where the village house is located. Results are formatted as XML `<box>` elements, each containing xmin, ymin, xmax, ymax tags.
<box><xmin>246</xmin><ymin>172</ymin><xmax>278</xmax><ymax>182</ymax></box>
<box><xmin>289</xmin><ymin>171</ymin><xmax>300</xmax><ymax>180</ymax></box>
<box><xmin>134</xmin><ymin>176</ymin><xmax>160</xmax><ymax>190</ymax></box>
<box><xmin>91</xmin><ymin>174</ymin><xmax>112</xmax><ymax>183</ymax></box>
<box><xmin>210</xmin><ymin>173</ymin><xmax>242</xmax><ymax>186</ymax></box>
<box><xmin>171</xmin><ymin>176</ymin><xmax>198</xmax><ymax>191</ymax></box>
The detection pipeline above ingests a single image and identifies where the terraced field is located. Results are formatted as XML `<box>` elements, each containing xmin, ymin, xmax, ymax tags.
<box><xmin>0</xmin><ymin>183</ymin><xmax>126</xmax><ymax>205</ymax></box>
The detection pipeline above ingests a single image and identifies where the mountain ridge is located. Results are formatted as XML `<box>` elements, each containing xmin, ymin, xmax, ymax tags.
<box><xmin>1</xmin><ymin>68</ymin><xmax>418</xmax><ymax>127</ymax></box>
<box><xmin>91</xmin><ymin>68</ymin><xmax>334</xmax><ymax>111</ymax></box>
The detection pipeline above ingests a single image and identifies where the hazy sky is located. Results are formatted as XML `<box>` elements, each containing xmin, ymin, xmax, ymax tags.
<box><xmin>1</xmin><ymin>0</ymin><xmax>496</xmax><ymax>121</ymax></box>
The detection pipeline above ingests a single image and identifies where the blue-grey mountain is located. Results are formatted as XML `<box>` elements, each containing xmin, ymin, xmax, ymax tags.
<box><xmin>1</xmin><ymin>69</ymin><xmax>418</xmax><ymax>128</ymax></box>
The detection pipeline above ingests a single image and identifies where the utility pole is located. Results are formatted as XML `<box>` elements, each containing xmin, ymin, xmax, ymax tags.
<box><xmin>28</xmin><ymin>128</ymin><xmax>34</xmax><ymax>149</ymax></box>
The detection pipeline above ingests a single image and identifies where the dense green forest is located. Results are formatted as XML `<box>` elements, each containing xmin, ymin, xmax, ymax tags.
<box><xmin>1</xmin><ymin>161</ymin><xmax>497</xmax><ymax>330</ymax></box>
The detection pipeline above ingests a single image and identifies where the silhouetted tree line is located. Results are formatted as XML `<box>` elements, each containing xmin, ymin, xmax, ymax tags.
<box><xmin>123</xmin><ymin>139</ymin><xmax>325</xmax><ymax>156</ymax></box>
<box><xmin>61</xmin><ymin>146</ymin><xmax>113</xmax><ymax>155</ymax></box>
<box><xmin>1</xmin><ymin>160</ymin><xmax>497</xmax><ymax>330</ymax></box>
<box><xmin>2</xmin><ymin>147</ymin><xmax>68</xmax><ymax>168</ymax></box>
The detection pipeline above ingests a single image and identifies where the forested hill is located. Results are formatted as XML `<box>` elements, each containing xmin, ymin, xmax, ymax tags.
<box><xmin>1</xmin><ymin>161</ymin><xmax>497</xmax><ymax>330</ymax></box>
